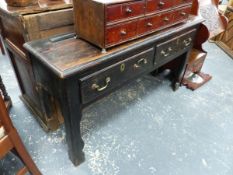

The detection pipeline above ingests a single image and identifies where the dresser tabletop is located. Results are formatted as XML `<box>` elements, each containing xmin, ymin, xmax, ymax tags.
<box><xmin>0</xmin><ymin>0</ymin><xmax>72</xmax><ymax>16</ymax></box>
<box><xmin>24</xmin><ymin>15</ymin><xmax>204</xmax><ymax>78</ymax></box>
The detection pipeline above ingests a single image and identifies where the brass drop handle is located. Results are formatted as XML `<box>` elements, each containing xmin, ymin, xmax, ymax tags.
<box><xmin>92</xmin><ymin>77</ymin><xmax>111</xmax><ymax>92</ymax></box>
<box><xmin>161</xmin><ymin>47</ymin><xmax>172</xmax><ymax>57</ymax></box>
<box><xmin>159</xmin><ymin>1</ymin><xmax>165</xmax><ymax>6</ymax></box>
<box><xmin>183</xmin><ymin>37</ymin><xmax>192</xmax><ymax>46</ymax></box>
<box><xmin>168</xmin><ymin>47</ymin><xmax>172</xmax><ymax>52</ymax></box>
<box><xmin>147</xmin><ymin>22</ymin><xmax>153</xmax><ymax>27</ymax></box>
<box><xmin>161</xmin><ymin>50</ymin><xmax>170</xmax><ymax>57</ymax></box>
<box><xmin>126</xmin><ymin>7</ymin><xmax>132</xmax><ymax>13</ymax></box>
<box><xmin>134</xmin><ymin>58</ymin><xmax>148</xmax><ymax>68</ymax></box>
<box><xmin>163</xmin><ymin>17</ymin><xmax>169</xmax><ymax>22</ymax></box>
<box><xmin>121</xmin><ymin>30</ymin><xmax>127</xmax><ymax>35</ymax></box>
<box><xmin>180</xmin><ymin>12</ymin><xmax>187</xmax><ymax>16</ymax></box>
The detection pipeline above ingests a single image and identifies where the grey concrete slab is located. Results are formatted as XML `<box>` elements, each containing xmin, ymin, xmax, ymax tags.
<box><xmin>0</xmin><ymin>42</ymin><xmax>233</xmax><ymax>175</ymax></box>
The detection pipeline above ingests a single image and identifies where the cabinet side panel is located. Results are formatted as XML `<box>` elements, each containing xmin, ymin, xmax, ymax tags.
<box><xmin>73</xmin><ymin>0</ymin><xmax>105</xmax><ymax>48</ymax></box>
<box><xmin>0</xmin><ymin>12</ymin><xmax>26</xmax><ymax>52</ymax></box>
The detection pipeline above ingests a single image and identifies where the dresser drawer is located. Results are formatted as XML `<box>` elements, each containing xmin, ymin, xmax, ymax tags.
<box><xmin>178</xmin><ymin>30</ymin><xmax>196</xmax><ymax>50</ymax></box>
<box><xmin>106</xmin><ymin>1</ymin><xmax>145</xmax><ymax>23</ymax></box>
<box><xmin>137</xmin><ymin>14</ymin><xmax>160</xmax><ymax>35</ymax></box>
<box><xmin>106</xmin><ymin>20</ymin><xmax>138</xmax><ymax>46</ymax></box>
<box><xmin>146</xmin><ymin>0</ymin><xmax>174</xmax><ymax>14</ymax></box>
<box><xmin>174</xmin><ymin>6</ymin><xmax>191</xmax><ymax>23</ymax></box>
<box><xmin>80</xmin><ymin>48</ymin><xmax>154</xmax><ymax>104</ymax></box>
<box><xmin>155</xmin><ymin>29</ymin><xmax>196</xmax><ymax>65</ymax></box>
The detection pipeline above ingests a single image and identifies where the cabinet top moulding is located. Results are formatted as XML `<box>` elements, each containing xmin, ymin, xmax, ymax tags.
<box><xmin>91</xmin><ymin>0</ymin><xmax>137</xmax><ymax>4</ymax></box>
<box><xmin>86</xmin><ymin>0</ymin><xmax>192</xmax><ymax>5</ymax></box>
<box><xmin>0</xmin><ymin>0</ymin><xmax>72</xmax><ymax>16</ymax></box>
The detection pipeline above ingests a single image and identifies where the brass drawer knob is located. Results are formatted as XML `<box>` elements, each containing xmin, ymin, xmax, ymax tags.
<box><xmin>159</xmin><ymin>1</ymin><xmax>165</xmax><ymax>6</ymax></box>
<box><xmin>180</xmin><ymin>12</ymin><xmax>187</xmax><ymax>16</ymax></box>
<box><xmin>161</xmin><ymin>50</ymin><xmax>169</xmax><ymax>57</ymax></box>
<box><xmin>126</xmin><ymin>7</ymin><xmax>132</xmax><ymax>13</ymax></box>
<box><xmin>134</xmin><ymin>58</ymin><xmax>148</xmax><ymax>68</ymax></box>
<box><xmin>163</xmin><ymin>17</ymin><xmax>169</xmax><ymax>22</ymax></box>
<box><xmin>147</xmin><ymin>22</ymin><xmax>153</xmax><ymax>27</ymax></box>
<box><xmin>121</xmin><ymin>30</ymin><xmax>127</xmax><ymax>35</ymax></box>
<box><xmin>92</xmin><ymin>77</ymin><xmax>111</xmax><ymax>92</ymax></box>
<box><xmin>161</xmin><ymin>47</ymin><xmax>172</xmax><ymax>57</ymax></box>
<box><xmin>183</xmin><ymin>37</ymin><xmax>192</xmax><ymax>46</ymax></box>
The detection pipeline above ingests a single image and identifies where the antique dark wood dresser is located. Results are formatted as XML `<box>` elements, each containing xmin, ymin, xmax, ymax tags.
<box><xmin>24</xmin><ymin>15</ymin><xmax>204</xmax><ymax>166</ymax></box>
<box><xmin>73</xmin><ymin>0</ymin><xmax>193</xmax><ymax>50</ymax></box>
<box><xmin>0</xmin><ymin>0</ymin><xmax>74</xmax><ymax>130</ymax></box>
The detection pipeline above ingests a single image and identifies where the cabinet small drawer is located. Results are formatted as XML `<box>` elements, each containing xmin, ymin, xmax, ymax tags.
<box><xmin>159</xmin><ymin>11</ymin><xmax>174</xmax><ymax>27</ymax></box>
<box><xmin>155</xmin><ymin>29</ymin><xmax>196</xmax><ymax>65</ymax></box>
<box><xmin>122</xmin><ymin>1</ymin><xmax>145</xmax><ymax>18</ymax></box>
<box><xmin>106</xmin><ymin>20</ymin><xmax>138</xmax><ymax>46</ymax></box>
<box><xmin>137</xmin><ymin>14</ymin><xmax>160</xmax><ymax>35</ymax></box>
<box><xmin>80</xmin><ymin>48</ymin><xmax>154</xmax><ymax>104</ymax></box>
<box><xmin>106</xmin><ymin>1</ymin><xmax>145</xmax><ymax>23</ymax></box>
<box><xmin>106</xmin><ymin>4</ymin><xmax>122</xmax><ymax>22</ymax></box>
<box><xmin>146</xmin><ymin>0</ymin><xmax>174</xmax><ymax>14</ymax></box>
<box><xmin>174</xmin><ymin>6</ymin><xmax>191</xmax><ymax>23</ymax></box>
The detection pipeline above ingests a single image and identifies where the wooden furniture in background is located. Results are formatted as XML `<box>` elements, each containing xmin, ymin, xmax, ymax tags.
<box><xmin>229</xmin><ymin>0</ymin><xmax>233</xmax><ymax>6</ymax></box>
<box><xmin>73</xmin><ymin>0</ymin><xmax>193</xmax><ymax>50</ymax></box>
<box><xmin>0</xmin><ymin>0</ymin><xmax>74</xmax><ymax>131</ymax></box>
<box><xmin>180</xmin><ymin>0</ymin><xmax>228</xmax><ymax>90</ymax></box>
<box><xmin>215</xmin><ymin>5</ymin><xmax>233</xmax><ymax>58</ymax></box>
<box><xmin>196</xmin><ymin>0</ymin><xmax>227</xmax><ymax>38</ymax></box>
<box><xmin>0</xmin><ymin>75</ymin><xmax>12</xmax><ymax>110</ymax></box>
<box><xmin>5</xmin><ymin>0</ymin><xmax>35</xmax><ymax>7</ymax></box>
<box><xmin>0</xmin><ymin>95</ymin><xmax>41</xmax><ymax>175</ymax></box>
<box><xmin>25</xmin><ymin>16</ymin><xmax>203</xmax><ymax>166</ymax></box>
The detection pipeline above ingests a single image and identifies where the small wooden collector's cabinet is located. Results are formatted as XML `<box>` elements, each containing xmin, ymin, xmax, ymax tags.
<box><xmin>73</xmin><ymin>0</ymin><xmax>193</xmax><ymax>49</ymax></box>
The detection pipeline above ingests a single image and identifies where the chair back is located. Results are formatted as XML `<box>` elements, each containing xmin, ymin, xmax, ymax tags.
<box><xmin>0</xmin><ymin>95</ymin><xmax>41</xmax><ymax>175</ymax></box>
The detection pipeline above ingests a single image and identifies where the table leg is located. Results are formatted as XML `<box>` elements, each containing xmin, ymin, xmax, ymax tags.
<box><xmin>57</xmin><ymin>79</ymin><xmax>85</xmax><ymax>166</ymax></box>
<box><xmin>172</xmin><ymin>52</ymin><xmax>189</xmax><ymax>91</ymax></box>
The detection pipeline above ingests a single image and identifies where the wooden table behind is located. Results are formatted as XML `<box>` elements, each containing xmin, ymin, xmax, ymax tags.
<box><xmin>0</xmin><ymin>0</ymin><xmax>74</xmax><ymax>130</ymax></box>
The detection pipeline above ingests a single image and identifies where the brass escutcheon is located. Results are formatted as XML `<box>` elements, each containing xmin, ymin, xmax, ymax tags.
<box><xmin>120</xmin><ymin>63</ymin><xmax>126</xmax><ymax>72</ymax></box>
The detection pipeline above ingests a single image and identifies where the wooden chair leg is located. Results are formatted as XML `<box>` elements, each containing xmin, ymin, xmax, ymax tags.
<box><xmin>17</xmin><ymin>167</ymin><xmax>28</xmax><ymax>175</ymax></box>
<box><xmin>10</xmin><ymin>129</ymin><xmax>41</xmax><ymax>175</ymax></box>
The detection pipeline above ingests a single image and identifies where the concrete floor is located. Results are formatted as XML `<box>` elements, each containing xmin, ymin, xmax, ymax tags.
<box><xmin>0</xmin><ymin>42</ymin><xmax>233</xmax><ymax>175</ymax></box>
